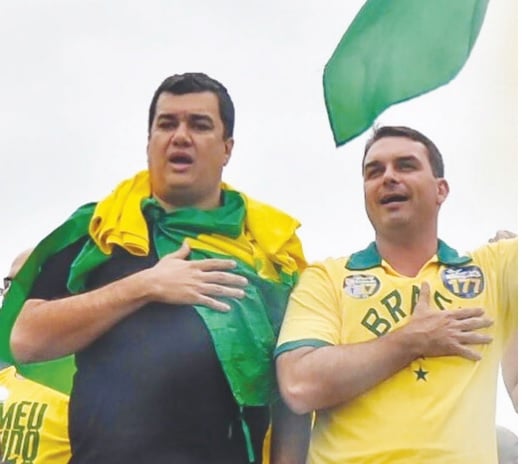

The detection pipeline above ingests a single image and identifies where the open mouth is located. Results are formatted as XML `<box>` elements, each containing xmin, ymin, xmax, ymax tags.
<box><xmin>380</xmin><ymin>194</ymin><xmax>408</xmax><ymax>205</ymax></box>
<box><xmin>168</xmin><ymin>153</ymin><xmax>193</xmax><ymax>166</ymax></box>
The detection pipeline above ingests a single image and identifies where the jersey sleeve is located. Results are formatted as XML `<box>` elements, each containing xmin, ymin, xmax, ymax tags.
<box><xmin>498</xmin><ymin>238</ymin><xmax>518</xmax><ymax>341</ymax></box>
<box><xmin>275</xmin><ymin>259</ymin><xmax>343</xmax><ymax>356</ymax></box>
<box><xmin>472</xmin><ymin>238</ymin><xmax>518</xmax><ymax>344</ymax></box>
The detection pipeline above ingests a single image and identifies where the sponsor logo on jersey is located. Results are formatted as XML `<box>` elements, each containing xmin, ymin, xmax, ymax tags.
<box><xmin>441</xmin><ymin>265</ymin><xmax>484</xmax><ymax>298</ymax></box>
<box><xmin>344</xmin><ymin>274</ymin><xmax>380</xmax><ymax>299</ymax></box>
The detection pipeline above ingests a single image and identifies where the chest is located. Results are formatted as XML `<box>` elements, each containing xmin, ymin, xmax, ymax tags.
<box><xmin>338</xmin><ymin>264</ymin><xmax>495</xmax><ymax>342</ymax></box>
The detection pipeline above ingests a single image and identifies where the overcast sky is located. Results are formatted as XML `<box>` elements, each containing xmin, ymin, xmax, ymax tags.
<box><xmin>0</xmin><ymin>1</ymin><xmax>517</xmax><ymax>431</ymax></box>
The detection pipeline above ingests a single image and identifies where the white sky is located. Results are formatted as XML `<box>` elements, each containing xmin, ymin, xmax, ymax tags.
<box><xmin>0</xmin><ymin>1</ymin><xmax>517</xmax><ymax>433</ymax></box>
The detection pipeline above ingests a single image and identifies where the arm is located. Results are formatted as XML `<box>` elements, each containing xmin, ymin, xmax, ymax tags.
<box><xmin>488</xmin><ymin>230</ymin><xmax>517</xmax><ymax>243</ymax></box>
<box><xmin>501</xmin><ymin>332</ymin><xmax>518</xmax><ymax>412</ymax></box>
<box><xmin>489</xmin><ymin>232</ymin><xmax>518</xmax><ymax>412</ymax></box>
<box><xmin>277</xmin><ymin>283</ymin><xmax>493</xmax><ymax>414</ymax></box>
<box><xmin>269</xmin><ymin>395</ymin><xmax>311</xmax><ymax>464</ymax></box>
<box><xmin>11</xmin><ymin>243</ymin><xmax>248</xmax><ymax>363</ymax></box>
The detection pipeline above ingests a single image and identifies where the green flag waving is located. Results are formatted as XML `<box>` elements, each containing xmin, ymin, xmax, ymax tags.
<box><xmin>324</xmin><ymin>0</ymin><xmax>489</xmax><ymax>146</ymax></box>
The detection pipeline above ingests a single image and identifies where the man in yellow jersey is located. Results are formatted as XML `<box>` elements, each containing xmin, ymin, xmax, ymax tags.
<box><xmin>276</xmin><ymin>126</ymin><xmax>517</xmax><ymax>464</ymax></box>
<box><xmin>0</xmin><ymin>249</ymin><xmax>71</xmax><ymax>464</ymax></box>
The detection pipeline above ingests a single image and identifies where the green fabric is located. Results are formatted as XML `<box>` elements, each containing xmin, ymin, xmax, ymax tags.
<box><xmin>323</xmin><ymin>0</ymin><xmax>489</xmax><ymax>146</ymax></box>
<box><xmin>68</xmin><ymin>191</ymin><xmax>245</xmax><ymax>293</ymax></box>
<box><xmin>346</xmin><ymin>240</ymin><xmax>472</xmax><ymax>270</ymax></box>
<box><xmin>437</xmin><ymin>240</ymin><xmax>473</xmax><ymax>266</ymax></box>
<box><xmin>274</xmin><ymin>339</ymin><xmax>333</xmax><ymax>358</ymax></box>
<box><xmin>1</xmin><ymin>191</ymin><xmax>295</xmax><ymax>408</ymax></box>
<box><xmin>0</xmin><ymin>203</ymin><xmax>96</xmax><ymax>394</ymax></box>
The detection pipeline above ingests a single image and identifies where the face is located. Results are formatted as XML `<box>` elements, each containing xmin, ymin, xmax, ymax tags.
<box><xmin>363</xmin><ymin>136</ymin><xmax>449</xmax><ymax>237</ymax></box>
<box><xmin>147</xmin><ymin>91</ymin><xmax>233</xmax><ymax>210</ymax></box>
<box><xmin>1</xmin><ymin>248</ymin><xmax>32</xmax><ymax>298</ymax></box>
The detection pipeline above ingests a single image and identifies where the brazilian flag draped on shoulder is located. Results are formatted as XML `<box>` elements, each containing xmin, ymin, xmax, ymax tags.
<box><xmin>0</xmin><ymin>170</ymin><xmax>306</xmax><ymax>405</ymax></box>
<box><xmin>324</xmin><ymin>0</ymin><xmax>489</xmax><ymax>146</ymax></box>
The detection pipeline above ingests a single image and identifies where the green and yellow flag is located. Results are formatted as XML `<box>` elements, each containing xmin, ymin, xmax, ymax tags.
<box><xmin>0</xmin><ymin>171</ymin><xmax>306</xmax><ymax>408</ymax></box>
<box><xmin>324</xmin><ymin>0</ymin><xmax>489</xmax><ymax>146</ymax></box>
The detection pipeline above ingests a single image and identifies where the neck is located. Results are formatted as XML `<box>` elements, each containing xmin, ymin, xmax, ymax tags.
<box><xmin>375</xmin><ymin>233</ymin><xmax>438</xmax><ymax>277</ymax></box>
<box><xmin>153</xmin><ymin>189</ymin><xmax>222</xmax><ymax>212</ymax></box>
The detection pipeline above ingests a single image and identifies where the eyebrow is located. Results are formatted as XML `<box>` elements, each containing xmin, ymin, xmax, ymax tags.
<box><xmin>156</xmin><ymin>112</ymin><xmax>213</xmax><ymax>122</ymax></box>
<box><xmin>189</xmin><ymin>114</ymin><xmax>214</xmax><ymax>125</ymax></box>
<box><xmin>396</xmin><ymin>155</ymin><xmax>420</xmax><ymax>164</ymax></box>
<box><xmin>364</xmin><ymin>154</ymin><xmax>420</xmax><ymax>170</ymax></box>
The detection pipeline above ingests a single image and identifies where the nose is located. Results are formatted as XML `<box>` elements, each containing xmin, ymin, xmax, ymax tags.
<box><xmin>382</xmin><ymin>165</ymin><xmax>398</xmax><ymax>185</ymax></box>
<box><xmin>170</xmin><ymin>122</ymin><xmax>191</xmax><ymax>146</ymax></box>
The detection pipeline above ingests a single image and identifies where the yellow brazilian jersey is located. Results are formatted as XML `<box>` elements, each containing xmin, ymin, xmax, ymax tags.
<box><xmin>276</xmin><ymin>239</ymin><xmax>517</xmax><ymax>464</ymax></box>
<box><xmin>0</xmin><ymin>366</ymin><xmax>70</xmax><ymax>464</ymax></box>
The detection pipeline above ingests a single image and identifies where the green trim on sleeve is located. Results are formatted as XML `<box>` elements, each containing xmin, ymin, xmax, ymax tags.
<box><xmin>274</xmin><ymin>339</ymin><xmax>333</xmax><ymax>358</ymax></box>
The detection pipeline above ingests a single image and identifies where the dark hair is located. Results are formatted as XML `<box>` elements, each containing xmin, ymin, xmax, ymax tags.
<box><xmin>363</xmin><ymin>125</ymin><xmax>444</xmax><ymax>177</ymax></box>
<box><xmin>147</xmin><ymin>72</ymin><xmax>235</xmax><ymax>139</ymax></box>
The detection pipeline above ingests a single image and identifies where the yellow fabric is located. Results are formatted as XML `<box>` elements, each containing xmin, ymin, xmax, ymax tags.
<box><xmin>89</xmin><ymin>171</ymin><xmax>306</xmax><ymax>279</ymax></box>
<box><xmin>277</xmin><ymin>239</ymin><xmax>517</xmax><ymax>464</ymax></box>
<box><xmin>261</xmin><ymin>425</ymin><xmax>271</xmax><ymax>464</ymax></box>
<box><xmin>0</xmin><ymin>366</ymin><xmax>71</xmax><ymax>464</ymax></box>
<box><xmin>89</xmin><ymin>170</ymin><xmax>151</xmax><ymax>255</ymax></box>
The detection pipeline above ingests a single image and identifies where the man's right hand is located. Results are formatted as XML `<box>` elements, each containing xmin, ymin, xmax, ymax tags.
<box><xmin>12</xmin><ymin>243</ymin><xmax>248</xmax><ymax>363</ymax></box>
<box><xmin>404</xmin><ymin>282</ymin><xmax>493</xmax><ymax>361</ymax></box>
<box><xmin>143</xmin><ymin>242</ymin><xmax>248</xmax><ymax>312</ymax></box>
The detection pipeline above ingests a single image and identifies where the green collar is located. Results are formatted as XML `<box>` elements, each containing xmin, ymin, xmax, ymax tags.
<box><xmin>346</xmin><ymin>240</ymin><xmax>471</xmax><ymax>270</ymax></box>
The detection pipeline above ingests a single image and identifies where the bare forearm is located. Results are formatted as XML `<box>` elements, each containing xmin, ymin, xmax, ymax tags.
<box><xmin>502</xmin><ymin>334</ymin><xmax>518</xmax><ymax>412</ymax></box>
<box><xmin>11</xmin><ymin>269</ymin><xmax>155</xmax><ymax>362</ymax></box>
<box><xmin>11</xmin><ymin>244</ymin><xmax>249</xmax><ymax>363</ymax></box>
<box><xmin>508</xmin><ymin>385</ymin><xmax>518</xmax><ymax>412</ymax></box>
<box><xmin>277</xmin><ymin>330</ymin><xmax>419</xmax><ymax>414</ymax></box>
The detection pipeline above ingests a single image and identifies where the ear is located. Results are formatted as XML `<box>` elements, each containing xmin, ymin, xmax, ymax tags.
<box><xmin>146</xmin><ymin>141</ymin><xmax>151</xmax><ymax>165</ymax></box>
<box><xmin>223</xmin><ymin>138</ymin><xmax>234</xmax><ymax>166</ymax></box>
<box><xmin>436</xmin><ymin>178</ymin><xmax>449</xmax><ymax>205</ymax></box>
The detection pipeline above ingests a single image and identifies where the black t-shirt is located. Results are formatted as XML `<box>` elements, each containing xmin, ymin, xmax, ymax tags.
<box><xmin>29</xmin><ymin>239</ymin><xmax>269</xmax><ymax>464</ymax></box>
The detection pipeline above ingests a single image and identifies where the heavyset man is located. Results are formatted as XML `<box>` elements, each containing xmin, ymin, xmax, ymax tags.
<box><xmin>8</xmin><ymin>72</ymin><xmax>310</xmax><ymax>464</ymax></box>
<box><xmin>276</xmin><ymin>126</ymin><xmax>517</xmax><ymax>463</ymax></box>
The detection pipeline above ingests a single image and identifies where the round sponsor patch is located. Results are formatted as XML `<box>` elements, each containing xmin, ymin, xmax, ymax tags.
<box><xmin>441</xmin><ymin>265</ymin><xmax>484</xmax><ymax>298</ymax></box>
<box><xmin>343</xmin><ymin>274</ymin><xmax>380</xmax><ymax>299</ymax></box>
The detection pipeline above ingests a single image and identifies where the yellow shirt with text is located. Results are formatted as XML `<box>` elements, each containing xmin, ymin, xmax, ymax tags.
<box><xmin>0</xmin><ymin>366</ymin><xmax>70</xmax><ymax>464</ymax></box>
<box><xmin>276</xmin><ymin>239</ymin><xmax>517</xmax><ymax>464</ymax></box>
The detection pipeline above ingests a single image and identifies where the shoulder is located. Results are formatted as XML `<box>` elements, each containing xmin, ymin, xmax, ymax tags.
<box><xmin>467</xmin><ymin>237</ymin><xmax>517</xmax><ymax>265</ymax></box>
<box><xmin>296</xmin><ymin>257</ymin><xmax>353</xmax><ymax>291</ymax></box>
<box><xmin>303</xmin><ymin>256</ymin><xmax>351</xmax><ymax>275</ymax></box>
<box><xmin>229</xmin><ymin>186</ymin><xmax>301</xmax><ymax>228</ymax></box>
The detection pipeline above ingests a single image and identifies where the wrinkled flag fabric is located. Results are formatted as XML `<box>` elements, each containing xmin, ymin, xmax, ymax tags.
<box><xmin>323</xmin><ymin>0</ymin><xmax>489</xmax><ymax>146</ymax></box>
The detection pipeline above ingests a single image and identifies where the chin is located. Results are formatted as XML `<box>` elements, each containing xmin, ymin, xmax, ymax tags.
<box><xmin>380</xmin><ymin>216</ymin><xmax>412</xmax><ymax>232</ymax></box>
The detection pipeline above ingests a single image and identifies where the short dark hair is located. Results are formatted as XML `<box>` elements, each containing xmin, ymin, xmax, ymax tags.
<box><xmin>147</xmin><ymin>72</ymin><xmax>235</xmax><ymax>139</ymax></box>
<box><xmin>363</xmin><ymin>125</ymin><xmax>444</xmax><ymax>177</ymax></box>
